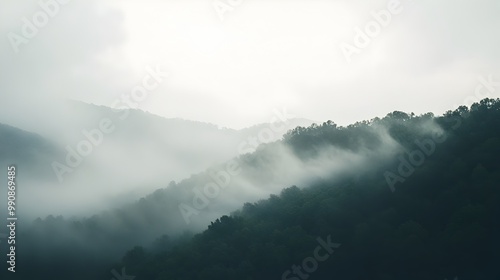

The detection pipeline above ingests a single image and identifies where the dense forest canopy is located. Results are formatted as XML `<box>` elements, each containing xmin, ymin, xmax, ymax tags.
<box><xmin>115</xmin><ymin>98</ymin><xmax>500</xmax><ymax>280</ymax></box>
<box><xmin>6</xmin><ymin>98</ymin><xmax>500</xmax><ymax>280</ymax></box>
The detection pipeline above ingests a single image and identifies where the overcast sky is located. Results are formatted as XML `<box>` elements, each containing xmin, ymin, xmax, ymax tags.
<box><xmin>1</xmin><ymin>0</ymin><xmax>499</xmax><ymax>129</ymax></box>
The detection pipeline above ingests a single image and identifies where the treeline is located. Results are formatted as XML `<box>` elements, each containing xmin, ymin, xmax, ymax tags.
<box><xmin>114</xmin><ymin>98</ymin><xmax>500</xmax><ymax>280</ymax></box>
<box><xmin>7</xmin><ymin>99</ymin><xmax>499</xmax><ymax>279</ymax></box>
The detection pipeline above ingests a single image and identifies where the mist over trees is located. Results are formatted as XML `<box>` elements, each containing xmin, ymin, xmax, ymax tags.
<box><xmin>2</xmin><ymin>98</ymin><xmax>498</xmax><ymax>279</ymax></box>
<box><xmin>0</xmin><ymin>101</ymin><xmax>313</xmax><ymax>220</ymax></box>
<box><xmin>111</xmin><ymin>98</ymin><xmax>499</xmax><ymax>280</ymax></box>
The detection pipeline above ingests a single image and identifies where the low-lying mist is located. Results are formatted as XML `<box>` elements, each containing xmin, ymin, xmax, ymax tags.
<box><xmin>0</xmin><ymin>101</ymin><xmax>313</xmax><ymax>220</ymax></box>
<box><xmin>7</xmin><ymin>110</ymin><xmax>447</xmax><ymax>270</ymax></box>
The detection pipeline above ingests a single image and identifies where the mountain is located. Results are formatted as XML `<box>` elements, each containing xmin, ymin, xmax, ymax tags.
<box><xmin>0</xmin><ymin>101</ymin><xmax>314</xmax><ymax>218</ymax></box>
<box><xmin>113</xmin><ymin>98</ymin><xmax>500</xmax><ymax>280</ymax></box>
<box><xmin>0</xmin><ymin>122</ymin><xmax>60</xmax><ymax>180</ymax></box>
<box><xmin>46</xmin><ymin>101</ymin><xmax>314</xmax><ymax>186</ymax></box>
<box><xmin>10</xmin><ymin>98</ymin><xmax>499</xmax><ymax>279</ymax></box>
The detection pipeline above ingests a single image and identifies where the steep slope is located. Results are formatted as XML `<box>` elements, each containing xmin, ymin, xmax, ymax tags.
<box><xmin>13</xmin><ymin>100</ymin><xmax>500</xmax><ymax>280</ymax></box>
<box><xmin>0</xmin><ymin>101</ymin><xmax>312</xmax><ymax>218</ymax></box>
<box><xmin>0</xmin><ymin>122</ymin><xmax>61</xmax><ymax>180</ymax></box>
<box><xmin>112</xmin><ymin>98</ymin><xmax>500</xmax><ymax>280</ymax></box>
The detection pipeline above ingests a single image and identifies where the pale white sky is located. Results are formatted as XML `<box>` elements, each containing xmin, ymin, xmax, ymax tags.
<box><xmin>1</xmin><ymin>0</ymin><xmax>499</xmax><ymax>129</ymax></box>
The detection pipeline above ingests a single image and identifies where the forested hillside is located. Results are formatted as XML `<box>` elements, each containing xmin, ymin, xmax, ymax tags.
<box><xmin>114</xmin><ymin>98</ymin><xmax>500</xmax><ymax>280</ymax></box>
<box><xmin>7</xmin><ymin>99</ymin><xmax>499</xmax><ymax>280</ymax></box>
<box><xmin>0</xmin><ymin>123</ymin><xmax>60</xmax><ymax>179</ymax></box>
